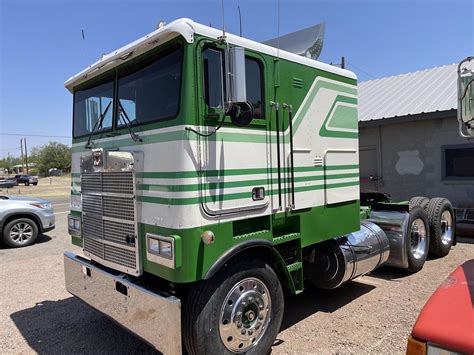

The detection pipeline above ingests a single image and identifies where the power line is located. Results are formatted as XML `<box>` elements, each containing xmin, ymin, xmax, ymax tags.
<box><xmin>0</xmin><ymin>133</ymin><xmax>71</xmax><ymax>138</ymax></box>
<box><xmin>345</xmin><ymin>60</ymin><xmax>377</xmax><ymax>80</ymax></box>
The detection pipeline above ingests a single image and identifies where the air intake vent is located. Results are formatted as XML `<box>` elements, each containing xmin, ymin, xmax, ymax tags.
<box><xmin>293</xmin><ymin>77</ymin><xmax>303</xmax><ymax>88</ymax></box>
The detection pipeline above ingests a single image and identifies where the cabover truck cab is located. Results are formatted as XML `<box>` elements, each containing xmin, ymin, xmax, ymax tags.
<box><xmin>64</xmin><ymin>19</ymin><xmax>455</xmax><ymax>354</ymax></box>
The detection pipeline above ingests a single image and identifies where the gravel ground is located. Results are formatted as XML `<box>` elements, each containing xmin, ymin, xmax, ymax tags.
<box><xmin>1</xmin><ymin>198</ymin><xmax>473</xmax><ymax>354</ymax></box>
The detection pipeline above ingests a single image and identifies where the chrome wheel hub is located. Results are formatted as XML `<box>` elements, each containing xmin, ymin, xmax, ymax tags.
<box><xmin>410</xmin><ymin>218</ymin><xmax>427</xmax><ymax>259</ymax></box>
<box><xmin>10</xmin><ymin>223</ymin><xmax>33</xmax><ymax>244</ymax></box>
<box><xmin>219</xmin><ymin>277</ymin><xmax>271</xmax><ymax>353</ymax></box>
<box><xmin>440</xmin><ymin>210</ymin><xmax>453</xmax><ymax>245</ymax></box>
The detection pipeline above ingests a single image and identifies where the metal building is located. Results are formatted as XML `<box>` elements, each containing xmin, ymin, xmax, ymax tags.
<box><xmin>358</xmin><ymin>63</ymin><xmax>474</xmax><ymax>207</ymax></box>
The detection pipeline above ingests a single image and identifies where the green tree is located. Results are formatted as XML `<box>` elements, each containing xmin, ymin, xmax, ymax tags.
<box><xmin>35</xmin><ymin>141</ymin><xmax>71</xmax><ymax>175</ymax></box>
<box><xmin>0</xmin><ymin>154</ymin><xmax>22</xmax><ymax>173</ymax></box>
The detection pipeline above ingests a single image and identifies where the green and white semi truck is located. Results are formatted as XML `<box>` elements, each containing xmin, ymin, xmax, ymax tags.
<box><xmin>64</xmin><ymin>18</ymin><xmax>457</xmax><ymax>354</ymax></box>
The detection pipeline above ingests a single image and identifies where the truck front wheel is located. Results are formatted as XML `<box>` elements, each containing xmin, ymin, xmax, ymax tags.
<box><xmin>183</xmin><ymin>257</ymin><xmax>284</xmax><ymax>355</ymax></box>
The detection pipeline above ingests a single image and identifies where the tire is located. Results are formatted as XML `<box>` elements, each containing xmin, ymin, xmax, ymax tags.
<box><xmin>25</xmin><ymin>182</ymin><xmax>29</xmax><ymax>186</ymax></box>
<box><xmin>406</xmin><ymin>206</ymin><xmax>430</xmax><ymax>273</ymax></box>
<box><xmin>2</xmin><ymin>218</ymin><xmax>38</xmax><ymax>248</ymax></box>
<box><xmin>426</xmin><ymin>198</ymin><xmax>455</xmax><ymax>258</ymax></box>
<box><xmin>32</xmin><ymin>182</ymin><xmax>38</xmax><ymax>186</ymax></box>
<box><xmin>183</xmin><ymin>257</ymin><xmax>284</xmax><ymax>355</ymax></box>
<box><xmin>409</xmin><ymin>196</ymin><xmax>430</xmax><ymax>211</ymax></box>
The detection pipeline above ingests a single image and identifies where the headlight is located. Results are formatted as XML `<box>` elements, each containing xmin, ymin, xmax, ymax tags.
<box><xmin>159</xmin><ymin>240</ymin><xmax>173</xmax><ymax>259</ymax></box>
<box><xmin>30</xmin><ymin>202</ymin><xmax>52</xmax><ymax>209</ymax></box>
<box><xmin>146</xmin><ymin>234</ymin><xmax>176</xmax><ymax>268</ymax></box>
<box><xmin>68</xmin><ymin>215</ymin><xmax>81</xmax><ymax>237</ymax></box>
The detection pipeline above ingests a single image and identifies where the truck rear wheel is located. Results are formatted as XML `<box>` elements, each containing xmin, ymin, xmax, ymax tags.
<box><xmin>426</xmin><ymin>198</ymin><xmax>455</xmax><ymax>257</ymax></box>
<box><xmin>409</xmin><ymin>196</ymin><xmax>429</xmax><ymax>211</ymax></box>
<box><xmin>406</xmin><ymin>206</ymin><xmax>430</xmax><ymax>273</ymax></box>
<box><xmin>183</xmin><ymin>257</ymin><xmax>283</xmax><ymax>355</ymax></box>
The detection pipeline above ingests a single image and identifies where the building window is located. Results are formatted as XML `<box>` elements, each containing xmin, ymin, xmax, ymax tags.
<box><xmin>443</xmin><ymin>144</ymin><xmax>474</xmax><ymax>180</ymax></box>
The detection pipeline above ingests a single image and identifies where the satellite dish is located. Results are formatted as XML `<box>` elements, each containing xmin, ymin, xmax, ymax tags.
<box><xmin>262</xmin><ymin>22</ymin><xmax>325</xmax><ymax>60</ymax></box>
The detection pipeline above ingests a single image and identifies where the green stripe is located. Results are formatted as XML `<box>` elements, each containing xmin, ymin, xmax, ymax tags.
<box><xmin>138</xmin><ymin>180</ymin><xmax>359</xmax><ymax>206</ymax></box>
<box><xmin>138</xmin><ymin>173</ymin><xmax>359</xmax><ymax>192</ymax></box>
<box><xmin>319</xmin><ymin>95</ymin><xmax>358</xmax><ymax>139</ymax></box>
<box><xmin>137</xmin><ymin>164</ymin><xmax>359</xmax><ymax>179</ymax></box>
<box><xmin>292</xmin><ymin>81</ymin><xmax>357</xmax><ymax>133</ymax></box>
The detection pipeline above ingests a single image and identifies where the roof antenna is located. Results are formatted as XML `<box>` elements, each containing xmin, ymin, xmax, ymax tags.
<box><xmin>238</xmin><ymin>5</ymin><xmax>242</xmax><ymax>36</ymax></box>
<box><xmin>277</xmin><ymin>0</ymin><xmax>281</xmax><ymax>58</ymax></box>
<box><xmin>219</xmin><ymin>0</ymin><xmax>226</xmax><ymax>41</ymax></box>
<box><xmin>81</xmin><ymin>29</ymin><xmax>85</xmax><ymax>41</ymax></box>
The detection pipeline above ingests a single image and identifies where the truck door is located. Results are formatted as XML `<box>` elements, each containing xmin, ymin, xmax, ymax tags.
<box><xmin>197</xmin><ymin>44</ymin><xmax>270</xmax><ymax>216</ymax></box>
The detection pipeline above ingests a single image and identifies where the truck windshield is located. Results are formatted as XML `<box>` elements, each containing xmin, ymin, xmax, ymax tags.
<box><xmin>73</xmin><ymin>80</ymin><xmax>114</xmax><ymax>137</ymax></box>
<box><xmin>117</xmin><ymin>45</ymin><xmax>183</xmax><ymax>127</ymax></box>
<box><xmin>73</xmin><ymin>45</ymin><xmax>183</xmax><ymax>138</ymax></box>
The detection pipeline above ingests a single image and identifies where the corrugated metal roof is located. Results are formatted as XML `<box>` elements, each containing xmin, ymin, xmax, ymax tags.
<box><xmin>358</xmin><ymin>63</ymin><xmax>462</xmax><ymax>122</ymax></box>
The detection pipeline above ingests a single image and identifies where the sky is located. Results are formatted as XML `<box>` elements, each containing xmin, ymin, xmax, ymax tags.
<box><xmin>0</xmin><ymin>0</ymin><xmax>473</xmax><ymax>158</ymax></box>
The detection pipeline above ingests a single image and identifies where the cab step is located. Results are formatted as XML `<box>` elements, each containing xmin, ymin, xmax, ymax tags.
<box><xmin>286</xmin><ymin>261</ymin><xmax>302</xmax><ymax>273</ymax></box>
<box><xmin>272</xmin><ymin>232</ymin><xmax>301</xmax><ymax>245</ymax></box>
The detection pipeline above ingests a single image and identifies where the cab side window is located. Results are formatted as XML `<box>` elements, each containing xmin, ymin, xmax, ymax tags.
<box><xmin>203</xmin><ymin>48</ymin><xmax>225</xmax><ymax>109</ymax></box>
<box><xmin>245</xmin><ymin>57</ymin><xmax>264</xmax><ymax>119</ymax></box>
<box><xmin>202</xmin><ymin>48</ymin><xmax>264</xmax><ymax>119</ymax></box>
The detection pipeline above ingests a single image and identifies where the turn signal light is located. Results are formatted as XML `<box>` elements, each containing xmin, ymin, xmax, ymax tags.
<box><xmin>406</xmin><ymin>335</ymin><xmax>426</xmax><ymax>355</ymax></box>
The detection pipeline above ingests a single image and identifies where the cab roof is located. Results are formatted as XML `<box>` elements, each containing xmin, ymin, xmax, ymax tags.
<box><xmin>64</xmin><ymin>18</ymin><xmax>356</xmax><ymax>92</ymax></box>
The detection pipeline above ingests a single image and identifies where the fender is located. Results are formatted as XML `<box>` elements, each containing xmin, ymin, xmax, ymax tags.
<box><xmin>1</xmin><ymin>212</ymin><xmax>43</xmax><ymax>233</ymax></box>
<box><xmin>204</xmin><ymin>239</ymin><xmax>274</xmax><ymax>280</ymax></box>
<box><xmin>203</xmin><ymin>239</ymin><xmax>297</xmax><ymax>293</ymax></box>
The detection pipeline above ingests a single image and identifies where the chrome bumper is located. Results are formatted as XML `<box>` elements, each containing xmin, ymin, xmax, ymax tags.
<box><xmin>64</xmin><ymin>251</ymin><xmax>182</xmax><ymax>354</ymax></box>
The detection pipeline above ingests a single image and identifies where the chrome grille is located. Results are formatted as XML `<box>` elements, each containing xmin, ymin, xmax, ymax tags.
<box><xmin>81</xmin><ymin>171</ymin><xmax>139</xmax><ymax>275</ymax></box>
<box><xmin>102</xmin><ymin>195</ymin><xmax>134</xmax><ymax>220</ymax></box>
<box><xmin>102</xmin><ymin>172</ymin><xmax>134</xmax><ymax>194</ymax></box>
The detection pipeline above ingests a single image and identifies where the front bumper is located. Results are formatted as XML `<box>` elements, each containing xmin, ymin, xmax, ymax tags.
<box><xmin>64</xmin><ymin>251</ymin><xmax>182</xmax><ymax>354</ymax></box>
<box><xmin>37</xmin><ymin>208</ymin><xmax>55</xmax><ymax>232</ymax></box>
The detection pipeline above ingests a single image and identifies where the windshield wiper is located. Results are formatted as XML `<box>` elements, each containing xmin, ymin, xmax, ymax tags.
<box><xmin>84</xmin><ymin>101</ymin><xmax>112</xmax><ymax>149</ymax></box>
<box><xmin>118</xmin><ymin>101</ymin><xmax>142</xmax><ymax>142</ymax></box>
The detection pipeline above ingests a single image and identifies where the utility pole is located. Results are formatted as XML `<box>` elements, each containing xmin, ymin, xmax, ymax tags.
<box><xmin>24</xmin><ymin>138</ymin><xmax>29</xmax><ymax>174</ymax></box>
<box><xmin>20</xmin><ymin>138</ymin><xmax>25</xmax><ymax>174</ymax></box>
<box><xmin>341</xmin><ymin>56</ymin><xmax>345</xmax><ymax>69</ymax></box>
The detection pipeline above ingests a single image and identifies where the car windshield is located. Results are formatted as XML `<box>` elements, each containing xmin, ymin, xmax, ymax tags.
<box><xmin>72</xmin><ymin>45</ymin><xmax>183</xmax><ymax>138</ymax></box>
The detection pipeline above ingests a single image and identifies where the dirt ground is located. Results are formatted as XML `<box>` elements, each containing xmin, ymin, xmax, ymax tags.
<box><xmin>0</xmin><ymin>186</ymin><xmax>473</xmax><ymax>354</ymax></box>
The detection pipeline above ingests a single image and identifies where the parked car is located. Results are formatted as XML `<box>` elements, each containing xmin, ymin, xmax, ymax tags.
<box><xmin>14</xmin><ymin>174</ymin><xmax>38</xmax><ymax>186</ymax></box>
<box><xmin>0</xmin><ymin>195</ymin><xmax>55</xmax><ymax>247</ymax></box>
<box><xmin>0</xmin><ymin>179</ymin><xmax>18</xmax><ymax>188</ymax></box>
<box><xmin>406</xmin><ymin>259</ymin><xmax>474</xmax><ymax>354</ymax></box>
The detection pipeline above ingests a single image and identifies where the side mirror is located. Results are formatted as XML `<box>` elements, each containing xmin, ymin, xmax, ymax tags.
<box><xmin>457</xmin><ymin>57</ymin><xmax>474</xmax><ymax>138</ymax></box>
<box><xmin>226</xmin><ymin>47</ymin><xmax>253</xmax><ymax>127</ymax></box>
<box><xmin>228</xmin><ymin>47</ymin><xmax>247</xmax><ymax>103</ymax></box>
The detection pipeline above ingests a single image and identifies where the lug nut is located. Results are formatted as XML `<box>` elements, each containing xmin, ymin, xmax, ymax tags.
<box><xmin>258</xmin><ymin>314</ymin><xmax>264</xmax><ymax>320</ymax></box>
<box><xmin>241</xmin><ymin>329</ymin><xmax>246</xmax><ymax>335</ymax></box>
<box><xmin>255</xmin><ymin>323</ymin><xmax>261</xmax><ymax>330</ymax></box>
<box><xmin>248</xmin><ymin>330</ymin><xmax>253</xmax><ymax>336</ymax></box>
<box><xmin>237</xmin><ymin>322</ymin><xmax>242</xmax><ymax>328</ymax></box>
<box><xmin>259</xmin><ymin>304</ymin><xmax>264</xmax><ymax>310</ymax></box>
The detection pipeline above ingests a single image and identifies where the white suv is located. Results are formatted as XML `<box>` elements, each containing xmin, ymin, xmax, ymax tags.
<box><xmin>0</xmin><ymin>195</ymin><xmax>55</xmax><ymax>247</ymax></box>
